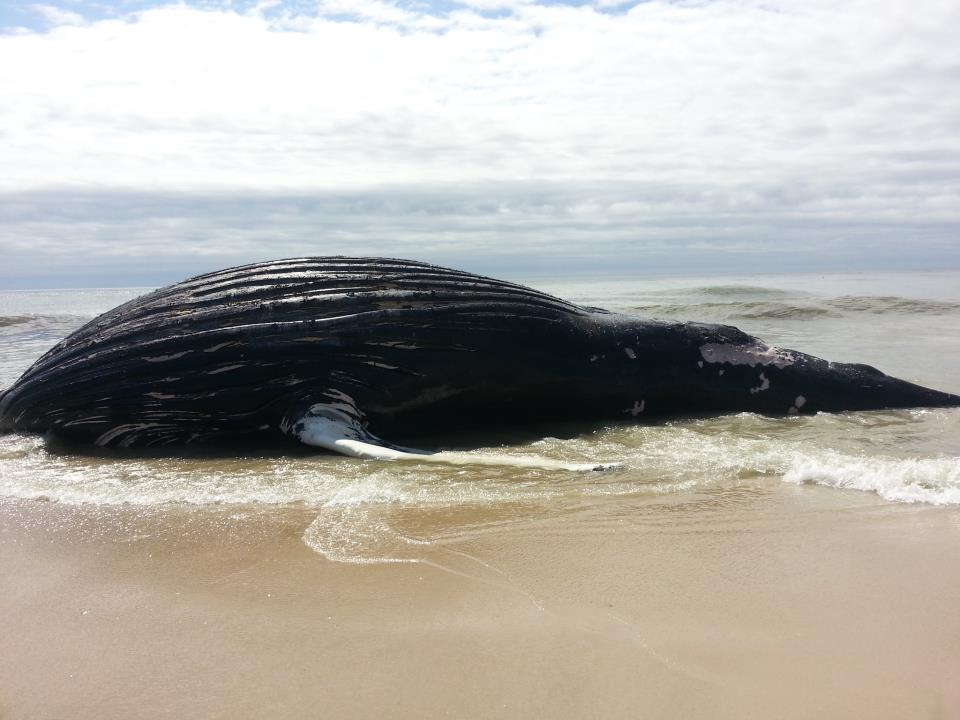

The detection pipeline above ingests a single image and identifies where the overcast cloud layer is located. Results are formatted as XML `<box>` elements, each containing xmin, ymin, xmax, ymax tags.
<box><xmin>1</xmin><ymin>0</ymin><xmax>958</xmax><ymax>287</ymax></box>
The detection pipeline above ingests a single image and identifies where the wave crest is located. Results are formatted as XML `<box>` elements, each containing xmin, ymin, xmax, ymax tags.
<box><xmin>827</xmin><ymin>296</ymin><xmax>960</xmax><ymax>314</ymax></box>
<box><xmin>630</xmin><ymin>294</ymin><xmax>960</xmax><ymax>322</ymax></box>
<box><xmin>633</xmin><ymin>301</ymin><xmax>838</xmax><ymax>321</ymax></box>
<box><xmin>0</xmin><ymin>315</ymin><xmax>37</xmax><ymax>329</ymax></box>
<box><xmin>783</xmin><ymin>453</ymin><xmax>960</xmax><ymax>505</ymax></box>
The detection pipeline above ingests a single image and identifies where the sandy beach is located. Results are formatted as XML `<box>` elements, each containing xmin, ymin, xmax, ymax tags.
<box><xmin>2</xmin><ymin>481</ymin><xmax>958</xmax><ymax>720</ymax></box>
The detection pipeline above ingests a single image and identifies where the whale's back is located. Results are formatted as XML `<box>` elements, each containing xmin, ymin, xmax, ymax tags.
<box><xmin>0</xmin><ymin>257</ymin><xmax>590</xmax><ymax>446</ymax></box>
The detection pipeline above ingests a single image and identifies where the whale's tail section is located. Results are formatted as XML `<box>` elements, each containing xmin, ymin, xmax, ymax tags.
<box><xmin>691</xmin><ymin>336</ymin><xmax>960</xmax><ymax>416</ymax></box>
<box><xmin>768</xmin><ymin>354</ymin><xmax>960</xmax><ymax>414</ymax></box>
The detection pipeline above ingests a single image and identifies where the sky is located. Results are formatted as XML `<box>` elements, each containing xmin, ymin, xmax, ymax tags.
<box><xmin>0</xmin><ymin>0</ymin><xmax>958</xmax><ymax>288</ymax></box>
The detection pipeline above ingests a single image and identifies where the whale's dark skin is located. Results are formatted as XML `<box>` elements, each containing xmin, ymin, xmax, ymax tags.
<box><xmin>0</xmin><ymin>257</ymin><xmax>957</xmax><ymax>457</ymax></box>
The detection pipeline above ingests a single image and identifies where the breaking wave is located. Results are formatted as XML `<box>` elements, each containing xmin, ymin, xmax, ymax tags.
<box><xmin>629</xmin><ymin>293</ymin><xmax>960</xmax><ymax>323</ymax></box>
<box><xmin>0</xmin><ymin>313</ymin><xmax>89</xmax><ymax>333</ymax></box>
<box><xmin>826</xmin><ymin>296</ymin><xmax>960</xmax><ymax>315</ymax></box>
<box><xmin>632</xmin><ymin>301</ymin><xmax>838</xmax><ymax>321</ymax></box>
<box><xmin>690</xmin><ymin>285</ymin><xmax>794</xmax><ymax>298</ymax></box>
<box><xmin>0</xmin><ymin>315</ymin><xmax>36</xmax><ymax>329</ymax></box>
<box><xmin>783</xmin><ymin>453</ymin><xmax>960</xmax><ymax>505</ymax></box>
<box><xmin>0</xmin><ymin>314</ymin><xmax>92</xmax><ymax>388</ymax></box>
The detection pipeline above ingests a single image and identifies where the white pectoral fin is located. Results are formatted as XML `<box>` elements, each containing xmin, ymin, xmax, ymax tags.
<box><xmin>300</xmin><ymin>427</ymin><xmax>413</xmax><ymax>462</ymax></box>
<box><xmin>291</xmin><ymin>400</ymin><xmax>618</xmax><ymax>472</ymax></box>
<box><xmin>333</xmin><ymin>440</ymin><xmax>619</xmax><ymax>472</ymax></box>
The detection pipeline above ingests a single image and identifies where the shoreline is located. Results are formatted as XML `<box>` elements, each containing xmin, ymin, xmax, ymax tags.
<box><xmin>2</xmin><ymin>485</ymin><xmax>958</xmax><ymax>719</ymax></box>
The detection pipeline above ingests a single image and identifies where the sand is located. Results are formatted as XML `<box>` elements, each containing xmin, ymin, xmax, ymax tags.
<box><xmin>1</xmin><ymin>483</ymin><xmax>959</xmax><ymax>719</ymax></box>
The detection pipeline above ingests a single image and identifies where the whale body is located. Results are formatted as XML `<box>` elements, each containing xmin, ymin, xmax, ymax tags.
<box><xmin>1</xmin><ymin>257</ymin><xmax>957</xmax><ymax>467</ymax></box>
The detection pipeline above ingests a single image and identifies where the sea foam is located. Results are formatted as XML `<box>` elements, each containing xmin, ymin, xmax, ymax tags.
<box><xmin>783</xmin><ymin>453</ymin><xmax>960</xmax><ymax>505</ymax></box>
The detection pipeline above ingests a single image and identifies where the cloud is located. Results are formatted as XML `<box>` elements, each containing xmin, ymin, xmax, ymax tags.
<box><xmin>0</xmin><ymin>0</ymin><xmax>958</xmax><ymax>285</ymax></box>
<box><xmin>30</xmin><ymin>4</ymin><xmax>86</xmax><ymax>26</ymax></box>
<box><xmin>2</xmin><ymin>183</ymin><xmax>957</xmax><ymax>288</ymax></box>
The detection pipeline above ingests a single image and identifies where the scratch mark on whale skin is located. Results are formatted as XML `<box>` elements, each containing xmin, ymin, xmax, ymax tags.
<box><xmin>144</xmin><ymin>351</ymin><xmax>191</xmax><ymax>363</ymax></box>
<box><xmin>699</xmin><ymin>342</ymin><xmax>796</xmax><ymax>369</ymax></box>
<box><xmin>207</xmin><ymin>364</ymin><xmax>245</xmax><ymax>375</ymax></box>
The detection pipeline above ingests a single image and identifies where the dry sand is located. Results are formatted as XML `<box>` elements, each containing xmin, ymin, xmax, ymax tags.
<box><xmin>1</xmin><ymin>483</ymin><xmax>959</xmax><ymax>719</ymax></box>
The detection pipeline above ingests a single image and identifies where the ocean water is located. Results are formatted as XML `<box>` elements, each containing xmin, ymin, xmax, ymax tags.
<box><xmin>1</xmin><ymin>270</ymin><xmax>958</xmax><ymax>562</ymax></box>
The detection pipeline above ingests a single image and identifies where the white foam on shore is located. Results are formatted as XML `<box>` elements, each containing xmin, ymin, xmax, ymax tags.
<box><xmin>0</xmin><ymin>432</ymin><xmax>632</xmax><ymax>508</ymax></box>
<box><xmin>783</xmin><ymin>454</ymin><xmax>960</xmax><ymax>505</ymax></box>
<box><xmin>303</xmin><ymin>503</ymin><xmax>429</xmax><ymax>564</ymax></box>
<box><xmin>2</xmin><ymin>411</ymin><xmax>959</xmax><ymax>509</ymax></box>
<box><xmin>2</xmin><ymin>409</ymin><xmax>959</xmax><ymax>562</ymax></box>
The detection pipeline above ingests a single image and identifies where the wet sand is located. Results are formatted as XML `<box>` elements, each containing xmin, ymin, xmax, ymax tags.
<box><xmin>1</xmin><ymin>483</ymin><xmax>959</xmax><ymax>720</ymax></box>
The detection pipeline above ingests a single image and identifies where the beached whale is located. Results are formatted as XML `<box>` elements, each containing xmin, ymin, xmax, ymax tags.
<box><xmin>0</xmin><ymin>257</ymin><xmax>957</xmax><ymax>469</ymax></box>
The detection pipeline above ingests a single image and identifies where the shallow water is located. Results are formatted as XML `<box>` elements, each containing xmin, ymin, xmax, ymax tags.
<box><xmin>1</xmin><ymin>270</ymin><xmax>958</xmax><ymax>562</ymax></box>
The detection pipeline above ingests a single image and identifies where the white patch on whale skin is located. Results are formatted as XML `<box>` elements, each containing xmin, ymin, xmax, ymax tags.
<box><xmin>624</xmin><ymin>347</ymin><xmax>636</xmax><ymax>360</ymax></box>
<box><xmin>370</xmin><ymin>341</ymin><xmax>423</xmax><ymax>350</ymax></box>
<box><xmin>203</xmin><ymin>341</ymin><xmax>237</xmax><ymax>353</ymax></box>
<box><xmin>207</xmin><ymin>364</ymin><xmax>244</xmax><ymax>375</ymax></box>
<box><xmin>63</xmin><ymin>415</ymin><xmax>108</xmax><ymax>427</ymax></box>
<box><xmin>589</xmin><ymin>355</ymin><xmax>598</xmax><ymax>362</ymax></box>
<box><xmin>146</xmin><ymin>392</ymin><xmax>177</xmax><ymax>399</ymax></box>
<box><xmin>94</xmin><ymin>423</ymin><xmax>164</xmax><ymax>447</ymax></box>
<box><xmin>144</xmin><ymin>351</ymin><xmax>190</xmax><ymax>362</ymax></box>
<box><xmin>795</xmin><ymin>395</ymin><xmax>807</xmax><ymax>408</ymax></box>
<box><xmin>625</xmin><ymin>400</ymin><xmax>645</xmax><ymax>417</ymax></box>
<box><xmin>750</xmin><ymin>372</ymin><xmax>770</xmax><ymax>394</ymax></box>
<box><xmin>362</xmin><ymin>361</ymin><xmax>400</xmax><ymax>370</ymax></box>
<box><xmin>697</xmin><ymin>361</ymin><xmax>704</xmax><ymax>368</ymax></box>
<box><xmin>700</xmin><ymin>342</ymin><xmax>795</xmax><ymax>369</ymax></box>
